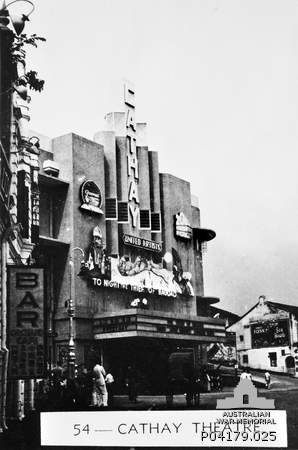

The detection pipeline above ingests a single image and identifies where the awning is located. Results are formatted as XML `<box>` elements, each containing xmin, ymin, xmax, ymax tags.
<box><xmin>193</xmin><ymin>227</ymin><xmax>216</xmax><ymax>242</ymax></box>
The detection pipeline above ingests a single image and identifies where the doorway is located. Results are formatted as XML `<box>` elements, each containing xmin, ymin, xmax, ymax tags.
<box><xmin>285</xmin><ymin>355</ymin><xmax>295</xmax><ymax>376</ymax></box>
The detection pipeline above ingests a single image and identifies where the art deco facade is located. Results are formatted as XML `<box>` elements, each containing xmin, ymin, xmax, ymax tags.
<box><xmin>23</xmin><ymin>84</ymin><xmax>231</xmax><ymax>394</ymax></box>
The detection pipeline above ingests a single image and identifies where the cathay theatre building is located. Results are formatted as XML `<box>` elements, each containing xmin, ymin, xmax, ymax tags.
<box><xmin>8</xmin><ymin>84</ymin><xmax>229</xmax><ymax>396</ymax></box>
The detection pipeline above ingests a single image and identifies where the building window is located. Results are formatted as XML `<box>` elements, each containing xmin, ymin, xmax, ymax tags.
<box><xmin>39</xmin><ymin>187</ymin><xmax>66</xmax><ymax>239</ymax></box>
<box><xmin>281</xmin><ymin>349</ymin><xmax>285</xmax><ymax>356</ymax></box>
<box><xmin>242</xmin><ymin>354</ymin><xmax>248</xmax><ymax>364</ymax></box>
<box><xmin>239</xmin><ymin>335</ymin><xmax>244</xmax><ymax>342</ymax></box>
<box><xmin>17</xmin><ymin>170</ymin><xmax>29</xmax><ymax>238</ymax></box>
<box><xmin>39</xmin><ymin>189</ymin><xmax>55</xmax><ymax>238</ymax></box>
<box><xmin>269</xmin><ymin>352</ymin><xmax>277</xmax><ymax>367</ymax></box>
<box><xmin>243</xmin><ymin>394</ymin><xmax>249</xmax><ymax>405</ymax></box>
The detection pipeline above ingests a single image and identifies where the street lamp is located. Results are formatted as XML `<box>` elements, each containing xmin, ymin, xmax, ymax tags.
<box><xmin>66</xmin><ymin>247</ymin><xmax>85</xmax><ymax>379</ymax></box>
<box><xmin>0</xmin><ymin>0</ymin><xmax>35</xmax><ymax>34</ymax></box>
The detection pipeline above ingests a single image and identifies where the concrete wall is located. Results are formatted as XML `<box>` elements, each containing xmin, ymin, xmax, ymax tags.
<box><xmin>238</xmin><ymin>346</ymin><xmax>292</xmax><ymax>373</ymax></box>
<box><xmin>51</xmin><ymin>133</ymin><xmax>106</xmax><ymax>342</ymax></box>
<box><xmin>191</xmin><ymin>205</ymin><xmax>204</xmax><ymax>296</ymax></box>
<box><xmin>160</xmin><ymin>173</ymin><xmax>197</xmax><ymax>314</ymax></box>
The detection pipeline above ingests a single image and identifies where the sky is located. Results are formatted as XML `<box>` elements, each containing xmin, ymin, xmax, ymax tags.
<box><xmin>17</xmin><ymin>0</ymin><xmax>298</xmax><ymax>314</ymax></box>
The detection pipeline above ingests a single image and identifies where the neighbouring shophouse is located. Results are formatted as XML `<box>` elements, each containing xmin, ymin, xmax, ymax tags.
<box><xmin>0</xmin><ymin>13</ymin><xmax>41</xmax><ymax>429</ymax></box>
<box><xmin>228</xmin><ymin>295</ymin><xmax>298</xmax><ymax>376</ymax></box>
<box><xmin>13</xmin><ymin>82</ymin><xmax>233</xmax><ymax>403</ymax></box>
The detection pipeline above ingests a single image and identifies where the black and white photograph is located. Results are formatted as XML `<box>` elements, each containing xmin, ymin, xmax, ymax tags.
<box><xmin>0</xmin><ymin>1</ymin><xmax>298</xmax><ymax>449</ymax></box>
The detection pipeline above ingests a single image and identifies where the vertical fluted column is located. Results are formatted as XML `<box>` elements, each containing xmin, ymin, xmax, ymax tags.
<box><xmin>148</xmin><ymin>151</ymin><xmax>162</xmax><ymax>244</ymax></box>
<box><xmin>136</xmin><ymin>123</ymin><xmax>149</xmax><ymax>239</ymax></box>
<box><xmin>116</xmin><ymin>135</ymin><xmax>130</xmax><ymax>237</ymax></box>
<box><xmin>137</xmin><ymin>147</ymin><xmax>151</xmax><ymax>240</ymax></box>
<box><xmin>94</xmin><ymin>130</ymin><xmax>119</xmax><ymax>256</ymax></box>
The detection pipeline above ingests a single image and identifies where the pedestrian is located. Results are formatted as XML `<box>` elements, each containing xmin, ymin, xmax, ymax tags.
<box><xmin>182</xmin><ymin>363</ymin><xmax>194</xmax><ymax>407</ymax></box>
<box><xmin>234</xmin><ymin>362</ymin><xmax>239</xmax><ymax>381</ymax></box>
<box><xmin>240</xmin><ymin>370</ymin><xmax>249</xmax><ymax>379</ymax></box>
<box><xmin>193</xmin><ymin>370</ymin><xmax>201</xmax><ymax>406</ymax></box>
<box><xmin>206</xmin><ymin>371</ymin><xmax>211</xmax><ymax>392</ymax></box>
<box><xmin>185</xmin><ymin>367</ymin><xmax>201</xmax><ymax>407</ymax></box>
<box><xmin>77</xmin><ymin>366</ymin><xmax>93</xmax><ymax>408</ymax></box>
<box><xmin>166</xmin><ymin>376</ymin><xmax>175</xmax><ymax>407</ymax></box>
<box><xmin>214</xmin><ymin>370</ymin><xmax>222</xmax><ymax>391</ymax></box>
<box><xmin>126</xmin><ymin>365</ymin><xmax>138</xmax><ymax>403</ymax></box>
<box><xmin>105</xmin><ymin>371</ymin><xmax>115</xmax><ymax>406</ymax></box>
<box><xmin>50</xmin><ymin>361</ymin><xmax>65</xmax><ymax>409</ymax></box>
<box><xmin>241</xmin><ymin>369</ymin><xmax>252</xmax><ymax>381</ymax></box>
<box><xmin>92</xmin><ymin>361</ymin><xmax>108</xmax><ymax>407</ymax></box>
<box><xmin>264</xmin><ymin>371</ymin><xmax>271</xmax><ymax>389</ymax></box>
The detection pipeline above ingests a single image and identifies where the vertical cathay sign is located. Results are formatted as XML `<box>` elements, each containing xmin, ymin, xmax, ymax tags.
<box><xmin>125</xmin><ymin>83</ymin><xmax>139</xmax><ymax>228</ymax></box>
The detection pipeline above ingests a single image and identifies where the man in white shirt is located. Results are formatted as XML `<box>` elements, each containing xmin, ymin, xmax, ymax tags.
<box><xmin>92</xmin><ymin>362</ymin><xmax>108</xmax><ymax>407</ymax></box>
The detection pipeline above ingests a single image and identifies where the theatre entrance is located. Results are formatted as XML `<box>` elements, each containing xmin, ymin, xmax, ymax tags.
<box><xmin>98</xmin><ymin>338</ymin><xmax>196</xmax><ymax>395</ymax></box>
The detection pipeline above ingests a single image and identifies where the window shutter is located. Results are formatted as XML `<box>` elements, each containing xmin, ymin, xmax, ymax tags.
<box><xmin>140</xmin><ymin>209</ymin><xmax>150</xmax><ymax>229</ymax></box>
<box><xmin>151</xmin><ymin>212</ymin><xmax>161</xmax><ymax>232</ymax></box>
<box><xmin>118</xmin><ymin>201</ymin><xmax>129</xmax><ymax>223</ymax></box>
<box><xmin>105</xmin><ymin>198</ymin><xmax>117</xmax><ymax>220</ymax></box>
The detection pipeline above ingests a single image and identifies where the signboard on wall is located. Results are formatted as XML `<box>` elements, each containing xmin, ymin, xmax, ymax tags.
<box><xmin>124</xmin><ymin>83</ymin><xmax>140</xmax><ymax>229</ymax></box>
<box><xmin>80</xmin><ymin>180</ymin><xmax>103</xmax><ymax>214</ymax></box>
<box><xmin>31</xmin><ymin>182</ymin><xmax>40</xmax><ymax>243</ymax></box>
<box><xmin>175</xmin><ymin>212</ymin><xmax>192</xmax><ymax>240</ymax></box>
<box><xmin>8</xmin><ymin>267</ymin><xmax>46</xmax><ymax>379</ymax></box>
<box><xmin>122</xmin><ymin>233</ymin><xmax>162</xmax><ymax>253</ymax></box>
<box><xmin>251</xmin><ymin>319</ymin><xmax>289</xmax><ymax>349</ymax></box>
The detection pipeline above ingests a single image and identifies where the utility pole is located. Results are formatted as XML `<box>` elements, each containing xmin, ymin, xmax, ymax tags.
<box><xmin>67</xmin><ymin>256</ymin><xmax>76</xmax><ymax>379</ymax></box>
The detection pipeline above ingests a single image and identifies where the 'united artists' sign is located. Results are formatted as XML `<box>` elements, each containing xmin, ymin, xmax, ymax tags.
<box><xmin>122</xmin><ymin>234</ymin><xmax>162</xmax><ymax>253</ymax></box>
<box><xmin>8</xmin><ymin>267</ymin><xmax>45</xmax><ymax>379</ymax></box>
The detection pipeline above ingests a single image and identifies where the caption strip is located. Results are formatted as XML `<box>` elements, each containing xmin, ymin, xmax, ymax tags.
<box><xmin>40</xmin><ymin>409</ymin><xmax>287</xmax><ymax>447</ymax></box>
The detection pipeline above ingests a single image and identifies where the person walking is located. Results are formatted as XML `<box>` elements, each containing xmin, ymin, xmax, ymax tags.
<box><xmin>126</xmin><ymin>365</ymin><xmax>138</xmax><ymax>403</ymax></box>
<box><xmin>240</xmin><ymin>370</ymin><xmax>249</xmax><ymax>379</ymax></box>
<box><xmin>77</xmin><ymin>366</ymin><xmax>93</xmax><ymax>408</ymax></box>
<box><xmin>234</xmin><ymin>362</ymin><xmax>239</xmax><ymax>383</ymax></box>
<box><xmin>105</xmin><ymin>371</ymin><xmax>115</xmax><ymax>406</ymax></box>
<box><xmin>50</xmin><ymin>362</ymin><xmax>65</xmax><ymax>409</ymax></box>
<box><xmin>92</xmin><ymin>361</ymin><xmax>108</xmax><ymax>407</ymax></box>
<box><xmin>264</xmin><ymin>371</ymin><xmax>271</xmax><ymax>389</ymax></box>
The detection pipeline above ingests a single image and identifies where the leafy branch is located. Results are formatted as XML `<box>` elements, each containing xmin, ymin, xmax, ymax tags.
<box><xmin>11</xmin><ymin>33</ymin><xmax>46</xmax><ymax>93</ymax></box>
